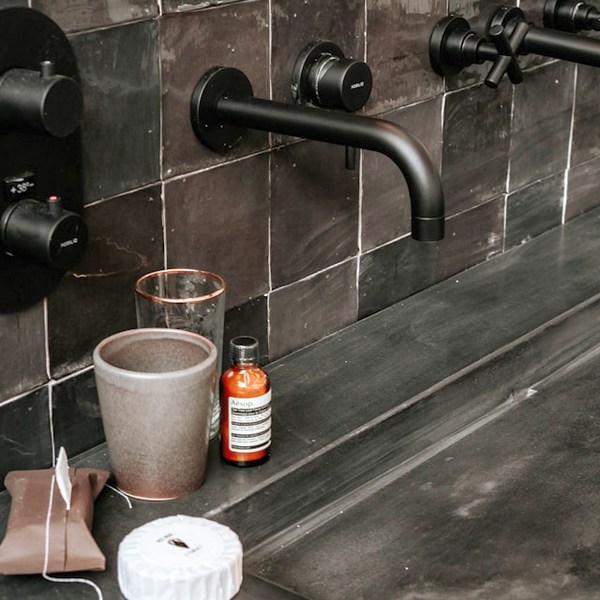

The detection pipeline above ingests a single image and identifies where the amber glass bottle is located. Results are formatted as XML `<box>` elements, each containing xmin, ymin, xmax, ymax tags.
<box><xmin>220</xmin><ymin>336</ymin><xmax>271</xmax><ymax>467</ymax></box>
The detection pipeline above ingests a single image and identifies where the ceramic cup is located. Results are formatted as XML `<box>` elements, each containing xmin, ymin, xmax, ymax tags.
<box><xmin>93</xmin><ymin>328</ymin><xmax>217</xmax><ymax>501</ymax></box>
<box><xmin>134</xmin><ymin>269</ymin><xmax>225</xmax><ymax>440</ymax></box>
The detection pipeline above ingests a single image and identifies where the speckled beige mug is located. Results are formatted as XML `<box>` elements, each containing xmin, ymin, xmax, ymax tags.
<box><xmin>93</xmin><ymin>328</ymin><xmax>217</xmax><ymax>501</ymax></box>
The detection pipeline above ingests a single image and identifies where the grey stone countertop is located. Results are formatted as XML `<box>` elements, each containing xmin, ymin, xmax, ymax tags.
<box><xmin>0</xmin><ymin>206</ymin><xmax>599</xmax><ymax>599</ymax></box>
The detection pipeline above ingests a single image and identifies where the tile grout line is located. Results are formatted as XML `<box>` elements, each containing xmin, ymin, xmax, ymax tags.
<box><xmin>563</xmin><ymin>64</ymin><xmax>578</xmax><ymax>223</ymax></box>
<box><xmin>266</xmin><ymin>0</ymin><xmax>273</xmax><ymax>356</ymax></box>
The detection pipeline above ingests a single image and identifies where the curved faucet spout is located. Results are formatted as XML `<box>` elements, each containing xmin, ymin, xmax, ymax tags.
<box><xmin>218</xmin><ymin>97</ymin><xmax>445</xmax><ymax>241</ymax></box>
<box><xmin>190</xmin><ymin>67</ymin><xmax>444</xmax><ymax>242</ymax></box>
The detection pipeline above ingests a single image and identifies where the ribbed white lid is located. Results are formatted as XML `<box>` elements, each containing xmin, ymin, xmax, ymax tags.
<box><xmin>118</xmin><ymin>515</ymin><xmax>243</xmax><ymax>600</ymax></box>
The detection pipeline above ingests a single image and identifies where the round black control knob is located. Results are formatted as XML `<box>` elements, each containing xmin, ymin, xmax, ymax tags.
<box><xmin>0</xmin><ymin>197</ymin><xmax>88</xmax><ymax>270</ymax></box>
<box><xmin>308</xmin><ymin>55</ymin><xmax>373</xmax><ymax>112</ymax></box>
<box><xmin>292</xmin><ymin>41</ymin><xmax>373</xmax><ymax>113</ymax></box>
<box><xmin>0</xmin><ymin>61</ymin><xmax>83</xmax><ymax>137</ymax></box>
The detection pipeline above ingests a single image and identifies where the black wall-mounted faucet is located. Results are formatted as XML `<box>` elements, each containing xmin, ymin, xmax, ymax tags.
<box><xmin>544</xmin><ymin>0</ymin><xmax>600</xmax><ymax>32</ymax></box>
<box><xmin>430</xmin><ymin>5</ymin><xmax>600</xmax><ymax>87</ymax></box>
<box><xmin>190</xmin><ymin>43</ymin><xmax>445</xmax><ymax>242</ymax></box>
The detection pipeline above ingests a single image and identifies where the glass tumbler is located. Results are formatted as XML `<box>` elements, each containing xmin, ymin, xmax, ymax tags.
<box><xmin>135</xmin><ymin>268</ymin><xmax>225</xmax><ymax>439</ymax></box>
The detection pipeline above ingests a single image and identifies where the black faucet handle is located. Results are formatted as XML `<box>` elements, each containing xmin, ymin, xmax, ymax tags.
<box><xmin>0</xmin><ymin>60</ymin><xmax>83</xmax><ymax>137</ymax></box>
<box><xmin>292</xmin><ymin>41</ymin><xmax>372</xmax><ymax>113</ymax></box>
<box><xmin>485</xmin><ymin>21</ymin><xmax>529</xmax><ymax>88</ymax></box>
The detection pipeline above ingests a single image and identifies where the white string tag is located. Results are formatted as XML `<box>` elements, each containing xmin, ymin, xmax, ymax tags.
<box><xmin>42</xmin><ymin>474</ymin><xmax>104</xmax><ymax>600</ymax></box>
<box><xmin>55</xmin><ymin>446</ymin><xmax>72</xmax><ymax>510</ymax></box>
<box><xmin>40</xmin><ymin>449</ymin><xmax>133</xmax><ymax>598</ymax></box>
<box><xmin>105</xmin><ymin>484</ymin><xmax>134</xmax><ymax>509</ymax></box>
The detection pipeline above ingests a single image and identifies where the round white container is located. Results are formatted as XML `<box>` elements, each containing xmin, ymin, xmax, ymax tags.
<box><xmin>118</xmin><ymin>515</ymin><xmax>243</xmax><ymax>600</ymax></box>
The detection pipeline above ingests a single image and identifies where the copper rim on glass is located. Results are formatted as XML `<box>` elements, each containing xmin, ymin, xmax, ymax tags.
<box><xmin>135</xmin><ymin>268</ymin><xmax>226</xmax><ymax>303</ymax></box>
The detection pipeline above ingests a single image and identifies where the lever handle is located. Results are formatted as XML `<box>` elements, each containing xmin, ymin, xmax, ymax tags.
<box><xmin>345</xmin><ymin>146</ymin><xmax>356</xmax><ymax>170</ymax></box>
<box><xmin>485</xmin><ymin>21</ymin><xmax>529</xmax><ymax>88</ymax></box>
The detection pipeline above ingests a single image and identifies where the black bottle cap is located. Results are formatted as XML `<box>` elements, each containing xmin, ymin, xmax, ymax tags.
<box><xmin>229</xmin><ymin>336</ymin><xmax>259</xmax><ymax>365</ymax></box>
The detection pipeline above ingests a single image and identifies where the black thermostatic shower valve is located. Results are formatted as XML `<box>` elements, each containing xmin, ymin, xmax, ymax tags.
<box><xmin>0</xmin><ymin>8</ymin><xmax>86</xmax><ymax>312</ymax></box>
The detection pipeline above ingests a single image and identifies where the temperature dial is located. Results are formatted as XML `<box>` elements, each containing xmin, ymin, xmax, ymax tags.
<box><xmin>0</xmin><ymin>196</ymin><xmax>87</xmax><ymax>270</ymax></box>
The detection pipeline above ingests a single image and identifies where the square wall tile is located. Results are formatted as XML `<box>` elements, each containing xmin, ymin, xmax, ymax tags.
<box><xmin>224</xmin><ymin>295</ymin><xmax>269</xmax><ymax>366</ymax></box>
<box><xmin>505</xmin><ymin>173</ymin><xmax>564</xmax><ymax>250</ymax></box>
<box><xmin>566</xmin><ymin>156</ymin><xmax>600</xmax><ymax>220</ymax></box>
<box><xmin>0</xmin><ymin>388</ymin><xmax>52</xmax><ymax>491</ymax></box>
<box><xmin>271</xmin><ymin>140</ymin><xmax>359</xmax><ymax>288</ymax></box>
<box><xmin>366</xmin><ymin>0</ymin><xmax>445</xmax><ymax>113</ymax></box>
<box><xmin>442</xmin><ymin>83</ymin><xmax>512</xmax><ymax>216</ymax></box>
<box><xmin>362</xmin><ymin>96</ymin><xmax>443</xmax><ymax>251</ymax></box>
<box><xmin>70</xmin><ymin>20</ymin><xmax>160</xmax><ymax>203</ymax></box>
<box><xmin>52</xmin><ymin>369</ymin><xmax>104</xmax><ymax>459</ymax></box>
<box><xmin>269</xmin><ymin>259</ymin><xmax>358</xmax><ymax>361</ymax></box>
<box><xmin>165</xmin><ymin>154</ymin><xmax>270</xmax><ymax>309</ymax></box>
<box><xmin>271</xmin><ymin>0</ymin><xmax>365</xmax><ymax>105</ymax></box>
<box><xmin>161</xmin><ymin>3</ymin><xmax>269</xmax><ymax>178</ymax></box>
<box><xmin>359</xmin><ymin>237</ymin><xmax>437</xmax><ymax>320</ymax></box>
<box><xmin>48</xmin><ymin>186</ymin><xmax>164</xmax><ymax>378</ymax></box>
<box><xmin>509</xmin><ymin>61</ymin><xmax>574</xmax><ymax>193</ymax></box>
<box><xmin>32</xmin><ymin>1</ymin><xmax>157</xmax><ymax>32</ymax></box>
<box><xmin>436</xmin><ymin>196</ymin><xmax>505</xmax><ymax>282</ymax></box>
<box><xmin>0</xmin><ymin>304</ymin><xmax>46</xmax><ymax>403</ymax></box>
<box><xmin>571</xmin><ymin>64</ymin><xmax>600</xmax><ymax>168</ymax></box>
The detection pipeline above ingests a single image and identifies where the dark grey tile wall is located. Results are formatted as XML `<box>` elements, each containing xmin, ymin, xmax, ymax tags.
<box><xmin>0</xmin><ymin>305</ymin><xmax>46</xmax><ymax>401</ymax></box>
<box><xmin>0</xmin><ymin>388</ymin><xmax>52</xmax><ymax>475</ymax></box>
<box><xmin>47</xmin><ymin>186</ymin><xmax>164</xmax><ymax>378</ymax></box>
<box><xmin>270</xmin><ymin>259</ymin><xmax>358</xmax><ymax>360</ymax></box>
<box><xmin>30</xmin><ymin>0</ymin><xmax>158</xmax><ymax>32</ymax></box>
<box><xmin>509</xmin><ymin>61</ymin><xmax>574</xmax><ymax>192</ymax></box>
<box><xmin>70</xmin><ymin>21</ymin><xmax>160</xmax><ymax>202</ymax></box>
<box><xmin>270</xmin><ymin>141</ymin><xmax>358</xmax><ymax>287</ymax></box>
<box><xmin>160</xmin><ymin>3</ymin><xmax>269</xmax><ymax>177</ymax></box>
<box><xmin>164</xmin><ymin>155</ymin><xmax>270</xmax><ymax>308</ymax></box>
<box><xmin>0</xmin><ymin>0</ymin><xmax>599</xmax><ymax>485</ymax></box>
<box><xmin>442</xmin><ymin>83</ymin><xmax>512</xmax><ymax>216</ymax></box>
<box><xmin>506</xmin><ymin>173</ymin><xmax>564</xmax><ymax>250</ymax></box>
